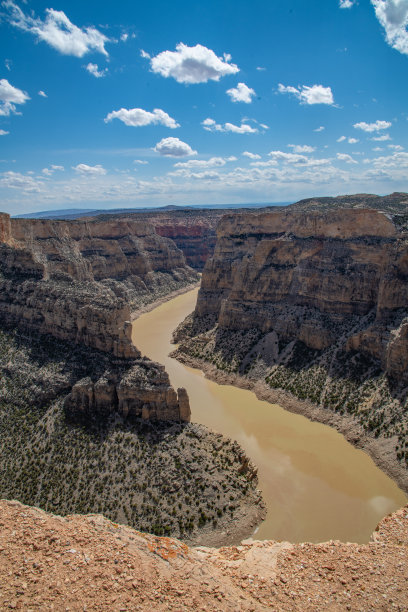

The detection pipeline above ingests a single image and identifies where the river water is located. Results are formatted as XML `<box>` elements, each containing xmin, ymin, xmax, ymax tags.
<box><xmin>131</xmin><ymin>288</ymin><xmax>407</xmax><ymax>543</ymax></box>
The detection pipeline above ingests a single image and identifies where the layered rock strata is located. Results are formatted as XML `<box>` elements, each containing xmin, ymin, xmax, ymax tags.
<box><xmin>175</xmin><ymin>208</ymin><xmax>408</xmax><ymax>472</ymax></box>
<box><xmin>0</xmin><ymin>212</ymin><xmax>196</xmax><ymax>421</ymax></box>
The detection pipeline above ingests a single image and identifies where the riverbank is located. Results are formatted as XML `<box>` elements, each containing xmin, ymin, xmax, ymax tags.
<box><xmin>172</xmin><ymin>349</ymin><xmax>408</xmax><ymax>496</ymax></box>
<box><xmin>131</xmin><ymin>280</ymin><xmax>200</xmax><ymax>321</ymax></box>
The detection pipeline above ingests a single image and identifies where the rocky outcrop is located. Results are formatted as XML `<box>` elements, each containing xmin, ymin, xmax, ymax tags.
<box><xmin>64</xmin><ymin>360</ymin><xmax>190</xmax><ymax>422</ymax></box>
<box><xmin>1</xmin><ymin>499</ymin><xmax>408</xmax><ymax>611</ymax></box>
<box><xmin>288</xmin><ymin>191</ymin><xmax>408</xmax><ymax>214</ymax></box>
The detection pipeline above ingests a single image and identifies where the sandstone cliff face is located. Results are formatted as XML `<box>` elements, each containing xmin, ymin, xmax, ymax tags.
<box><xmin>0</xmin><ymin>213</ymin><xmax>197</xmax><ymax>358</ymax></box>
<box><xmin>195</xmin><ymin>209</ymin><xmax>408</xmax><ymax>377</ymax></box>
<box><xmin>0</xmin><ymin>212</ymin><xmax>196</xmax><ymax>421</ymax></box>
<box><xmin>134</xmin><ymin>210</ymin><xmax>221</xmax><ymax>269</ymax></box>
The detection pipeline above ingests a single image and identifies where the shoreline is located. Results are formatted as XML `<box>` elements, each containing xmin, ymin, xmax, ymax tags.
<box><xmin>131</xmin><ymin>280</ymin><xmax>200</xmax><ymax>321</ymax></box>
<box><xmin>172</xmin><ymin>350</ymin><xmax>408</xmax><ymax>497</ymax></box>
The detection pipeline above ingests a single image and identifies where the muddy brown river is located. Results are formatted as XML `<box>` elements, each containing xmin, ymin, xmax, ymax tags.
<box><xmin>132</xmin><ymin>288</ymin><xmax>407</xmax><ymax>543</ymax></box>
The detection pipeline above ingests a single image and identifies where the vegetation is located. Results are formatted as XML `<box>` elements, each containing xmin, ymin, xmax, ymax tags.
<box><xmin>0</xmin><ymin>326</ymin><xmax>261</xmax><ymax>542</ymax></box>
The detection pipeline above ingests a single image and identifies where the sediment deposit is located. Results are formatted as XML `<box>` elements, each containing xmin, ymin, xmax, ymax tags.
<box><xmin>174</xmin><ymin>208</ymin><xmax>408</xmax><ymax>480</ymax></box>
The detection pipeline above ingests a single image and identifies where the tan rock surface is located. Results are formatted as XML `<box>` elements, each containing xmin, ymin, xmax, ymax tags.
<box><xmin>0</xmin><ymin>499</ymin><xmax>407</xmax><ymax>611</ymax></box>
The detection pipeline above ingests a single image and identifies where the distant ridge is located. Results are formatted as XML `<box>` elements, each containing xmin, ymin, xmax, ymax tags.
<box><xmin>13</xmin><ymin>202</ymin><xmax>290</xmax><ymax>220</ymax></box>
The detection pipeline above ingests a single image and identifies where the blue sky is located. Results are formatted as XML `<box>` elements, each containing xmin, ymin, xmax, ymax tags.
<box><xmin>0</xmin><ymin>0</ymin><xmax>408</xmax><ymax>214</ymax></box>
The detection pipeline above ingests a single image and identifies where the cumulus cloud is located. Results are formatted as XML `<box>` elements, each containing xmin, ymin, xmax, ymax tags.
<box><xmin>148</xmin><ymin>43</ymin><xmax>239</xmax><ymax>84</ymax></box>
<box><xmin>105</xmin><ymin>107</ymin><xmax>179</xmax><ymax>129</ymax></box>
<box><xmin>278</xmin><ymin>83</ymin><xmax>334</xmax><ymax>105</ymax></box>
<box><xmin>202</xmin><ymin>118</ymin><xmax>257</xmax><ymax>134</ymax></box>
<box><xmin>134</xmin><ymin>159</ymin><xmax>149</xmax><ymax>165</ymax></box>
<box><xmin>3</xmin><ymin>1</ymin><xmax>110</xmax><ymax>57</ymax></box>
<box><xmin>0</xmin><ymin>129</ymin><xmax>9</xmax><ymax>135</ymax></box>
<box><xmin>85</xmin><ymin>63</ymin><xmax>107</xmax><ymax>78</ymax></box>
<box><xmin>337</xmin><ymin>152</ymin><xmax>358</xmax><ymax>164</ymax></box>
<box><xmin>288</xmin><ymin>144</ymin><xmax>315</xmax><ymax>153</ymax></box>
<box><xmin>5</xmin><ymin>59</ymin><xmax>11</xmax><ymax>71</ymax></box>
<box><xmin>339</xmin><ymin>0</ymin><xmax>355</xmax><ymax>8</ymax></box>
<box><xmin>314</xmin><ymin>126</ymin><xmax>325</xmax><ymax>132</ymax></box>
<box><xmin>371</xmin><ymin>0</ymin><xmax>408</xmax><ymax>55</ymax></box>
<box><xmin>226</xmin><ymin>82</ymin><xmax>256</xmax><ymax>103</ymax></box>
<box><xmin>153</xmin><ymin>137</ymin><xmax>197</xmax><ymax>157</ymax></box>
<box><xmin>174</xmin><ymin>157</ymin><xmax>228</xmax><ymax>169</ymax></box>
<box><xmin>348</xmin><ymin>137</ymin><xmax>359</xmax><ymax>143</ymax></box>
<box><xmin>353</xmin><ymin>119</ymin><xmax>392</xmax><ymax>132</ymax></box>
<box><xmin>73</xmin><ymin>163</ymin><xmax>107</xmax><ymax>176</ymax></box>
<box><xmin>337</xmin><ymin>135</ymin><xmax>346</xmax><ymax>142</ymax></box>
<box><xmin>242</xmin><ymin>151</ymin><xmax>261</xmax><ymax>159</ymax></box>
<box><xmin>38</xmin><ymin>90</ymin><xmax>47</xmax><ymax>97</ymax></box>
<box><xmin>388</xmin><ymin>144</ymin><xmax>404</xmax><ymax>150</ymax></box>
<box><xmin>0</xmin><ymin>78</ymin><xmax>30</xmax><ymax>116</ymax></box>
<box><xmin>267</xmin><ymin>151</ymin><xmax>330</xmax><ymax>166</ymax></box>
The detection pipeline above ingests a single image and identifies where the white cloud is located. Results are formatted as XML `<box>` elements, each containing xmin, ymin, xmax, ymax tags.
<box><xmin>373</xmin><ymin>146</ymin><xmax>384</xmax><ymax>151</ymax></box>
<box><xmin>38</xmin><ymin>90</ymin><xmax>47</xmax><ymax>97</ymax></box>
<box><xmin>0</xmin><ymin>78</ymin><xmax>30</xmax><ymax>116</ymax></box>
<box><xmin>256</xmin><ymin>66</ymin><xmax>266</xmax><ymax>71</ymax></box>
<box><xmin>372</xmin><ymin>133</ymin><xmax>391</xmax><ymax>141</ymax></box>
<box><xmin>149</xmin><ymin>43</ymin><xmax>239</xmax><ymax>84</ymax></box>
<box><xmin>388</xmin><ymin>144</ymin><xmax>404</xmax><ymax>150</ymax></box>
<box><xmin>353</xmin><ymin>119</ymin><xmax>392</xmax><ymax>132</ymax></box>
<box><xmin>3</xmin><ymin>1</ymin><xmax>110</xmax><ymax>57</ymax></box>
<box><xmin>224</xmin><ymin>122</ymin><xmax>257</xmax><ymax>134</ymax></box>
<box><xmin>104</xmin><ymin>107</ymin><xmax>179</xmax><ymax>128</ymax></box>
<box><xmin>288</xmin><ymin>144</ymin><xmax>315</xmax><ymax>153</ymax></box>
<box><xmin>202</xmin><ymin>118</ymin><xmax>257</xmax><ymax>134</ymax></box>
<box><xmin>134</xmin><ymin>159</ymin><xmax>149</xmax><ymax>165</ymax></box>
<box><xmin>348</xmin><ymin>137</ymin><xmax>359</xmax><ymax>143</ymax></box>
<box><xmin>120</xmin><ymin>33</ymin><xmax>128</xmax><ymax>42</ymax></box>
<box><xmin>337</xmin><ymin>152</ymin><xmax>358</xmax><ymax>164</ymax></box>
<box><xmin>337</xmin><ymin>135</ymin><xmax>346</xmax><ymax>142</ymax></box>
<box><xmin>314</xmin><ymin>126</ymin><xmax>325</xmax><ymax>132</ymax></box>
<box><xmin>242</xmin><ymin>151</ymin><xmax>261</xmax><ymax>159</ymax></box>
<box><xmin>85</xmin><ymin>63</ymin><xmax>108</xmax><ymax>78</ymax></box>
<box><xmin>140</xmin><ymin>49</ymin><xmax>150</xmax><ymax>59</ymax></box>
<box><xmin>73</xmin><ymin>163</ymin><xmax>107</xmax><ymax>176</ymax></box>
<box><xmin>5</xmin><ymin>59</ymin><xmax>11</xmax><ymax>71</ymax></box>
<box><xmin>226</xmin><ymin>82</ymin><xmax>256</xmax><ymax>103</ymax></box>
<box><xmin>267</xmin><ymin>151</ymin><xmax>331</xmax><ymax>166</ymax></box>
<box><xmin>174</xmin><ymin>157</ymin><xmax>228</xmax><ymax>169</ymax></box>
<box><xmin>278</xmin><ymin>83</ymin><xmax>334</xmax><ymax>105</ymax></box>
<box><xmin>371</xmin><ymin>0</ymin><xmax>408</xmax><ymax>55</ymax></box>
<box><xmin>0</xmin><ymin>129</ymin><xmax>9</xmax><ymax>135</ymax></box>
<box><xmin>0</xmin><ymin>170</ymin><xmax>43</xmax><ymax>192</ymax></box>
<box><xmin>42</xmin><ymin>165</ymin><xmax>64</xmax><ymax>176</ymax></box>
<box><xmin>339</xmin><ymin>0</ymin><xmax>355</xmax><ymax>8</ymax></box>
<box><xmin>153</xmin><ymin>137</ymin><xmax>197</xmax><ymax>157</ymax></box>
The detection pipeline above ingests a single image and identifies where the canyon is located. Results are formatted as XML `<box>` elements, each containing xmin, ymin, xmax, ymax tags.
<box><xmin>174</xmin><ymin>207</ymin><xmax>408</xmax><ymax>489</ymax></box>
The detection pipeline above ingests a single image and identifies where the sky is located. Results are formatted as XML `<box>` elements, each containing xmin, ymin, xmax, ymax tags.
<box><xmin>0</xmin><ymin>0</ymin><xmax>408</xmax><ymax>214</ymax></box>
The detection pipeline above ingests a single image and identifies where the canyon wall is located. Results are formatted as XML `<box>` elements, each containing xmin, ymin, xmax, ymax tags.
<box><xmin>194</xmin><ymin>209</ymin><xmax>408</xmax><ymax>378</ymax></box>
<box><xmin>0</xmin><ymin>212</ymin><xmax>196</xmax><ymax>421</ymax></box>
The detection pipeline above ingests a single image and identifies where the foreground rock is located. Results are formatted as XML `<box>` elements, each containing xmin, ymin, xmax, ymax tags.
<box><xmin>174</xmin><ymin>208</ymin><xmax>408</xmax><ymax>484</ymax></box>
<box><xmin>0</xmin><ymin>498</ymin><xmax>407</xmax><ymax>611</ymax></box>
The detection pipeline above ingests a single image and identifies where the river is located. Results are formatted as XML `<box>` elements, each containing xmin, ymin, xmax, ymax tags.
<box><xmin>131</xmin><ymin>288</ymin><xmax>407</xmax><ymax>543</ymax></box>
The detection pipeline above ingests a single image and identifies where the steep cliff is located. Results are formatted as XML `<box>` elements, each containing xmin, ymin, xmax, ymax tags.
<box><xmin>174</xmin><ymin>209</ymin><xmax>408</xmax><ymax>473</ymax></box>
<box><xmin>0</xmin><ymin>212</ymin><xmax>198</xmax><ymax>422</ymax></box>
<box><xmin>0</xmin><ymin>213</ymin><xmax>197</xmax><ymax>358</ymax></box>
